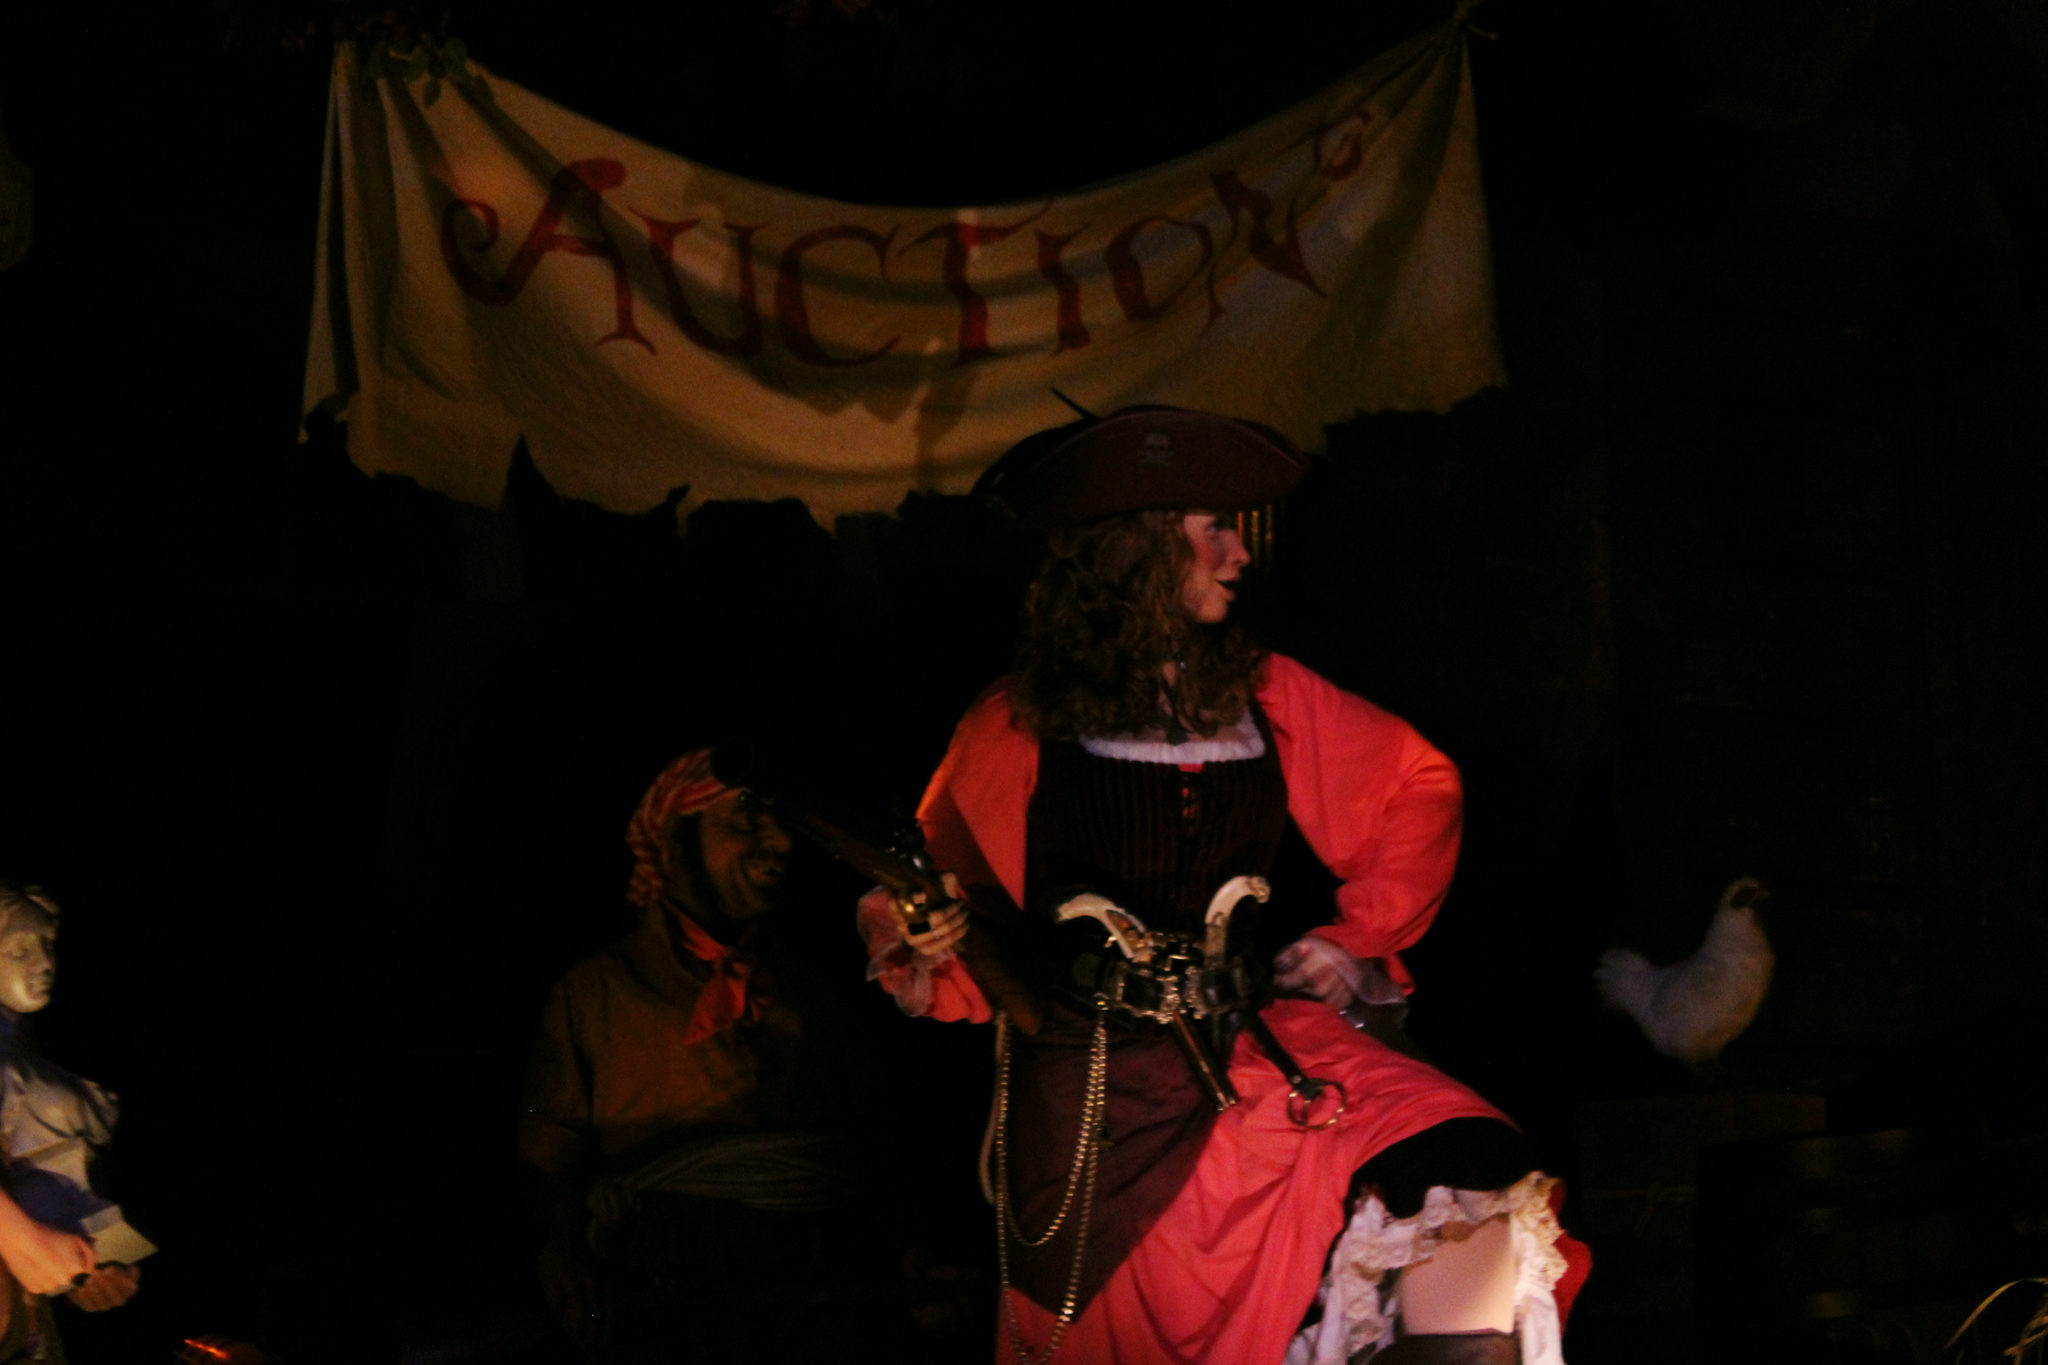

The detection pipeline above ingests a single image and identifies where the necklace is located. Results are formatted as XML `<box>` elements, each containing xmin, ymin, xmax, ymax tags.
<box><xmin>1163</xmin><ymin>649</ymin><xmax>1189</xmax><ymax>745</ymax></box>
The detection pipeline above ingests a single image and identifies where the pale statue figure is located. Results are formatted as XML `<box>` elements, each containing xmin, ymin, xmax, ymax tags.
<box><xmin>0</xmin><ymin>882</ymin><xmax>151</xmax><ymax>1362</ymax></box>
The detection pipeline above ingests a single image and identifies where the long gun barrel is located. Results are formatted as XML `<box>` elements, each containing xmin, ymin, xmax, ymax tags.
<box><xmin>712</xmin><ymin>741</ymin><xmax>1046</xmax><ymax>1034</ymax></box>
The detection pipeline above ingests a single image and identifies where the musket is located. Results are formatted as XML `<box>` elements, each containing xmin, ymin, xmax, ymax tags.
<box><xmin>712</xmin><ymin>741</ymin><xmax>1047</xmax><ymax>1034</ymax></box>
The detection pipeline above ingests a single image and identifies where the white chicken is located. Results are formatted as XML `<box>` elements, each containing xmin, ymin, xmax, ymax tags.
<box><xmin>1596</xmin><ymin>877</ymin><xmax>1774</xmax><ymax>1066</ymax></box>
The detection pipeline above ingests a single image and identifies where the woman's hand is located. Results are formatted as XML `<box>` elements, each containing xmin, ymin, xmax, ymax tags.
<box><xmin>67</xmin><ymin>1261</ymin><xmax>139</xmax><ymax>1311</ymax></box>
<box><xmin>1273</xmin><ymin>936</ymin><xmax>1362</xmax><ymax>1008</ymax></box>
<box><xmin>0</xmin><ymin>1195</ymin><xmax>98</xmax><ymax>1296</ymax></box>
<box><xmin>901</xmin><ymin>874</ymin><xmax>970</xmax><ymax>958</ymax></box>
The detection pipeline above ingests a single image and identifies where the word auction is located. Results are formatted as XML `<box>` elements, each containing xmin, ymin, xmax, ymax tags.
<box><xmin>437</xmin><ymin>109</ymin><xmax>1373</xmax><ymax>369</ymax></box>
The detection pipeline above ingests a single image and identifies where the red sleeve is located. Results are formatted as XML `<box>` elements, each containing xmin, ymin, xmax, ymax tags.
<box><xmin>1259</xmin><ymin>654</ymin><xmax>1463</xmax><ymax>990</ymax></box>
<box><xmin>865</xmin><ymin>679</ymin><xmax>1039</xmax><ymax>1024</ymax></box>
<box><xmin>916</xmin><ymin>678</ymin><xmax>1035</xmax><ymax>914</ymax></box>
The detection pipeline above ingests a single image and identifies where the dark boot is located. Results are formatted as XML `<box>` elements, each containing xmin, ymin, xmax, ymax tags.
<box><xmin>1371</xmin><ymin>1331</ymin><xmax>1520</xmax><ymax>1364</ymax></box>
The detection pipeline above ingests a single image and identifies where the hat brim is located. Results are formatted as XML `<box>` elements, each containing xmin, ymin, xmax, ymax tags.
<box><xmin>977</xmin><ymin>406</ymin><xmax>1312</xmax><ymax>531</ymax></box>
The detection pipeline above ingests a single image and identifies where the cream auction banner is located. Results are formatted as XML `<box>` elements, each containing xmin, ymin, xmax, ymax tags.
<box><xmin>303</xmin><ymin>16</ymin><xmax>1500</xmax><ymax>521</ymax></box>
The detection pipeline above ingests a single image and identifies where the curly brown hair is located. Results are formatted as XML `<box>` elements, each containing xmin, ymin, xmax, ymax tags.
<box><xmin>1011</xmin><ymin>510</ymin><xmax>1266</xmax><ymax>741</ymax></box>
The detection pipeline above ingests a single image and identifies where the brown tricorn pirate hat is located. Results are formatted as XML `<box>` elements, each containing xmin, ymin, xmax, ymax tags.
<box><xmin>974</xmin><ymin>405</ymin><xmax>1313</xmax><ymax>531</ymax></box>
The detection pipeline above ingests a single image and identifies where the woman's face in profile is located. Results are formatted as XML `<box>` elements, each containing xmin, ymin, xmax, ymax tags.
<box><xmin>0</xmin><ymin>903</ymin><xmax>56</xmax><ymax>1014</ymax></box>
<box><xmin>1178</xmin><ymin>512</ymin><xmax>1250</xmax><ymax>624</ymax></box>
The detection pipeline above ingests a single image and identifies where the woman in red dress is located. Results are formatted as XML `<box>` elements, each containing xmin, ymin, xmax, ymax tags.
<box><xmin>859</xmin><ymin>407</ymin><xmax>1586</xmax><ymax>1365</ymax></box>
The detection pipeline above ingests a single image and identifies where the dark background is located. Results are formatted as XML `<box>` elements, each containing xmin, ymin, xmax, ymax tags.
<box><xmin>1</xmin><ymin>0</ymin><xmax>2044</xmax><ymax>1361</ymax></box>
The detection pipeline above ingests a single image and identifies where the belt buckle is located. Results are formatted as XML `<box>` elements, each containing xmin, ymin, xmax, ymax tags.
<box><xmin>1154</xmin><ymin>973</ymin><xmax>1183</xmax><ymax>1021</ymax></box>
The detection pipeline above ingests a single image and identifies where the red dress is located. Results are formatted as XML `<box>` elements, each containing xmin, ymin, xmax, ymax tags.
<box><xmin>862</xmin><ymin>654</ymin><xmax>1587</xmax><ymax>1363</ymax></box>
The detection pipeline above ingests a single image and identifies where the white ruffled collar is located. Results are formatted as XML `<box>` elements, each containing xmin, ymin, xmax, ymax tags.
<box><xmin>1079</xmin><ymin>709</ymin><xmax>1265</xmax><ymax>764</ymax></box>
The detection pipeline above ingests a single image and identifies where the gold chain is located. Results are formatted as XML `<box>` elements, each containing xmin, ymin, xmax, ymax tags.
<box><xmin>993</xmin><ymin>1005</ymin><xmax>1109</xmax><ymax>1364</ymax></box>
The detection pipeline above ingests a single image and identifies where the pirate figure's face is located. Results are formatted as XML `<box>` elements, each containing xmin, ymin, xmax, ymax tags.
<box><xmin>667</xmin><ymin>789</ymin><xmax>792</xmax><ymax>933</ymax></box>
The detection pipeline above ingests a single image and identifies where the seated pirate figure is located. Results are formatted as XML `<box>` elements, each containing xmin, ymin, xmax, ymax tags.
<box><xmin>0</xmin><ymin>882</ymin><xmax>151</xmax><ymax>1363</ymax></box>
<box><xmin>518</xmin><ymin>750</ymin><xmax>874</xmax><ymax>1363</ymax></box>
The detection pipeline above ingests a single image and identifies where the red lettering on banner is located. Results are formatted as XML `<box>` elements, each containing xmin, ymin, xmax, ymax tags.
<box><xmin>906</xmin><ymin>209</ymin><xmax>1045</xmax><ymax>365</ymax></box>
<box><xmin>439</xmin><ymin>159</ymin><xmax>652</xmax><ymax>353</ymax></box>
<box><xmin>1107</xmin><ymin>216</ymin><xmax>1221</xmax><ymax>327</ymax></box>
<box><xmin>773</xmin><ymin>225</ymin><xmax>901</xmax><ymax>367</ymax></box>
<box><xmin>1034</xmin><ymin>229</ymin><xmax>1091</xmax><ymax>354</ymax></box>
<box><xmin>1311</xmin><ymin>109</ymin><xmax>1374</xmax><ymax>181</ymax></box>
<box><xmin>635</xmin><ymin>215</ymin><xmax>765</xmax><ymax>358</ymax></box>
<box><xmin>1210</xmin><ymin>171</ymin><xmax>1324</xmax><ymax>296</ymax></box>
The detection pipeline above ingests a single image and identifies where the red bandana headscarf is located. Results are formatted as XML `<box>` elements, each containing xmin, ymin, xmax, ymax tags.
<box><xmin>624</xmin><ymin>749</ymin><xmax>772</xmax><ymax>1043</ymax></box>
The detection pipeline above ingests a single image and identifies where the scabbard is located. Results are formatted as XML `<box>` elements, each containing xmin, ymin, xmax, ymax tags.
<box><xmin>1237</xmin><ymin>1008</ymin><xmax>1311</xmax><ymax>1092</ymax></box>
<box><xmin>955</xmin><ymin>920</ymin><xmax>1047</xmax><ymax>1035</ymax></box>
<box><xmin>1168</xmin><ymin>1012</ymin><xmax>1239</xmax><ymax>1112</ymax></box>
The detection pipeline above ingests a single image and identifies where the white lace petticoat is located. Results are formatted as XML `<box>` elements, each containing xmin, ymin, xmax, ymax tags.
<box><xmin>1285</xmin><ymin>1171</ymin><xmax>1570</xmax><ymax>1365</ymax></box>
